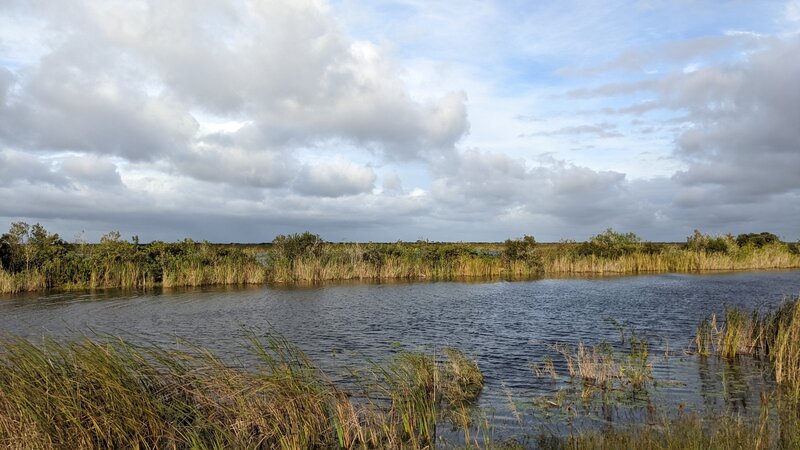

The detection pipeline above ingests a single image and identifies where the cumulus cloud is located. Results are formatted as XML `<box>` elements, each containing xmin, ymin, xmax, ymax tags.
<box><xmin>295</xmin><ymin>160</ymin><xmax>376</xmax><ymax>197</ymax></box>
<box><xmin>0</xmin><ymin>0</ymin><xmax>469</xmax><ymax>180</ymax></box>
<box><xmin>177</xmin><ymin>143</ymin><xmax>297</xmax><ymax>188</ymax></box>
<box><xmin>0</xmin><ymin>1</ymin><xmax>797</xmax><ymax>242</ymax></box>
<box><xmin>0</xmin><ymin>149</ymin><xmax>66</xmax><ymax>187</ymax></box>
<box><xmin>667</xmin><ymin>37</ymin><xmax>800</xmax><ymax>204</ymax></box>
<box><xmin>59</xmin><ymin>155</ymin><xmax>122</xmax><ymax>187</ymax></box>
<box><xmin>556</xmin><ymin>35</ymin><xmax>800</xmax><ymax>216</ymax></box>
<box><xmin>430</xmin><ymin>149</ymin><xmax>632</xmax><ymax>227</ymax></box>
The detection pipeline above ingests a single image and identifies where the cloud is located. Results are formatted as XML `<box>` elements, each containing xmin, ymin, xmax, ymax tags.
<box><xmin>59</xmin><ymin>154</ymin><xmax>122</xmax><ymax>187</ymax></box>
<box><xmin>668</xmin><ymin>37</ymin><xmax>800</xmax><ymax>203</ymax></box>
<box><xmin>295</xmin><ymin>159</ymin><xmax>377</xmax><ymax>197</ymax></box>
<box><xmin>0</xmin><ymin>0</ymin><xmax>798</xmax><ymax>242</ymax></box>
<box><xmin>0</xmin><ymin>0</ymin><xmax>469</xmax><ymax>181</ymax></box>
<box><xmin>564</xmin><ymin>79</ymin><xmax>659</xmax><ymax>99</ymax></box>
<box><xmin>177</xmin><ymin>143</ymin><xmax>297</xmax><ymax>189</ymax></box>
<box><xmin>0</xmin><ymin>149</ymin><xmax>66</xmax><ymax>187</ymax></box>
<box><xmin>558</xmin><ymin>33</ymin><xmax>767</xmax><ymax>76</ymax></box>
<box><xmin>430</xmin><ymin>149</ymin><xmax>632</xmax><ymax>226</ymax></box>
<box><xmin>519</xmin><ymin>122</ymin><xmax>623</xmax><ymax>138</ymax></box>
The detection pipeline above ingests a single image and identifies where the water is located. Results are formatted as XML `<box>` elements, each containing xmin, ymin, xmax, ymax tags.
<box><xmin>2</xmin><ymin>270</ymin><xmax>799</xmax><ymax>440</ymax></box>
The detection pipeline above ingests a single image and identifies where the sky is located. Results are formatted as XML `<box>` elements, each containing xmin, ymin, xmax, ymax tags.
<box><xmin>0</xmin><ymin>0</ymin><xmax>798</xmax><ymax>243</ymax></box>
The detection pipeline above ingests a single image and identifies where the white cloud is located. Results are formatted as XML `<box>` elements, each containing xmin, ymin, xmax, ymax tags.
<box><xmin>0</xmin><ymin>0</ymin><xmax>797</xmax><ymax>242</ymax></box>
<box><xmin>295</xmin><ymin>159</ymin><xmax>376</xmax><ymax>197</ymax></box>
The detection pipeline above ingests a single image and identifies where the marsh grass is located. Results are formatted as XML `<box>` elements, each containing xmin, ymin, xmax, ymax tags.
<box><xmin>551</xmin><ymin>338</ymin><xmax>652</xmax><ymax>392</ymax></box>
<box><xmin>694</xmin><ymin>297</ymin><xmax>800</xmax><ymax>401</ymax></box>
<box><xmin>3</xmin><ymin>224</ymin><xmax>800</xmax><ymax>294</ymax></box>
<box><xmin>0</xmin><ymin>333</ymin><xmax>485</xmax><ymax>449</ymax></box>
<box><xmin>539</xmin><ymin>409</ymin><xmax>799</xmax><ymax>450</ymax></box>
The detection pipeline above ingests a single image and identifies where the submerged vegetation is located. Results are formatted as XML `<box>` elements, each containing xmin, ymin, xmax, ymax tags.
<box><xmin>3</xmin><ymin>298</ymin><xmax>800</xmax><ymax>448</ymax></box>
<box><xmin>1</xmin><ymin>222</ymin><xmax>799</xmax><ymax>293</ymax></box>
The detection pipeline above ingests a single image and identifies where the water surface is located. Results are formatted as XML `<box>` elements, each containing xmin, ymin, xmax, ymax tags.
<box><xmin>2</xmin><ymin>270</ymin><xmax>799</xmax><ymax>439</ymax></box>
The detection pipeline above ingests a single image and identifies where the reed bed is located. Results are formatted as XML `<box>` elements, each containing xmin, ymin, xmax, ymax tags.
<box><xmin>2</xmin><ymin>224</ymin><xmax>799</xmax><ymax>293</ymax></box>
<box><xmin>0</xmin><ymin>334</ymin><xmax>484</xmax><ymax>449</ymax></box>
<box><xmin>539</xmin><ymin>404</ymin><xmax>800</xmax><ymax>450</ymax></box>
<box><xmin>694</xmin><ymin>297</ymin><xmax>800</xmax><ymax>400</ymax></box>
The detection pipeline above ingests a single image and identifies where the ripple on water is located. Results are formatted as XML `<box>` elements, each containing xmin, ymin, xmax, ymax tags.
<box><xmin>1</xmin><ymin>270</ymin><xmax>799</xmax><ymax>438</ymax></box>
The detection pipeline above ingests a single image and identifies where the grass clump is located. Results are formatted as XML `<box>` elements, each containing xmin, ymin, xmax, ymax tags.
<box><xmin>694</xmin><ymin>297</ymin><xmax>800</xmax><ymax>400</ymax></box>
<box><xmin>538</xmin><ymin>407</ymin><xmax>800</xmax><ymax>450</ymax></box>
<box><xmin>0</xmin><ymin>334</ymin><xmax>485</xmax><ymax>449</ymax></box>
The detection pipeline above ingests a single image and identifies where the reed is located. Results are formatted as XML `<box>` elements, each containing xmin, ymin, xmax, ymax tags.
<box><xmin>540</xmin><ymin>409</ymin><xmax>798</xmax><ymax>450</ymax></box>
<box><xmin>2</xmin><ymin>223</ymin><xmax>800</xmax><ymax>294</ymax></box>
<box><xmin>0</xmin><ymin>333</ymin><xmax>485</xmax><ymax>449</ymax></box>
<box><xmin>694</xmin><ymin>297</ymin><xmax>800</xmax><ymax>400</ymax></box>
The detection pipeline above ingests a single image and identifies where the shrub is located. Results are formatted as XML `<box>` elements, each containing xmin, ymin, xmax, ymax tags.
<box><xmin>685</xmin><ymin>230</ymin><xmax>736</xmax><ymax>254</ymax></box>
<box><xmin>577</xmin><ymin>229</ymin><xmax>642</xmax><ymax>258</ymax></box>
<box><xmin>735</xmin><ymin>232</ymin><xmax>780</xmax><ymax>248</ymax></box>
<box><xmin>503</xmin><ymin>235</ymin><xmax>542</xmax><ymax>269</ymax></box>
<box><xmin>272</xmin><ymin>232</ymin><xmax>325</xmax><ymax>262</ymax></box>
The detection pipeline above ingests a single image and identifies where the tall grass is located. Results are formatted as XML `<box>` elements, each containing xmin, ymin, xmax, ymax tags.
<box><xmin>0</xmin><ymin>334</ymin><xmax>484</xmax><ymax>449</ymax></box>
<box><xmin>694</xmin><ymin>297</ymin><xmax>800</xmax><ymax>400</ymax></box>
<box><xmin>539</xmin><ymin>405</ymin><xmax>800</xmax><ymax>450</ymax></box>
<box><xmin>2</xmin><ymin>224</ymin><xmax>799</xmax><ymax>294</ymax></box>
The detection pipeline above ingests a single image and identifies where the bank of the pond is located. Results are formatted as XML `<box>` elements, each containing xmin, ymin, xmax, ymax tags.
<box><xmin>2</xmin><ymin>225</ymin><xmax>799</xmax><ymax>294</ymax></box>
<box><xmin>2</xmin><ymin>297</ymin><xmax>800</xmax><ymax>449</ymax></box>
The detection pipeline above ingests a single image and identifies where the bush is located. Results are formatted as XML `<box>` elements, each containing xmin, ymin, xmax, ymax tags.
<box><xmin>271</xmin><ymin>232</ymin><xmax>325</xmax><ymax>262</ymax></box>
<box><xmin>735</xmin><ymin>232</ymin><xmax>780</xmax><ymax>248</ymax></box>
<box><xmin>577</xmin><ymin>229</ymin><xmax>642</xmax><ymax>258</ymax></box>
<box><xmin>503</xmin><ymin>235</ymin><xmax>542</xmax><ymax>269</ymax></box>
<box><xmin>685</xmin><ymin>230</ymin><xmax>736</xmax><ymax>254</ymax></box>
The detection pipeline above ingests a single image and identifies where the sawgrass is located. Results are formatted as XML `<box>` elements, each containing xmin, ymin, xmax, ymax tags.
<box><xmin>694</xmin><ymin>297</ymin><xmax>800</xmax><ymax>400</ymax></box>
<box><xmin>0</xmin><ymin>333</ymin><xmax>484</xmax><ymax>449</ymax></box>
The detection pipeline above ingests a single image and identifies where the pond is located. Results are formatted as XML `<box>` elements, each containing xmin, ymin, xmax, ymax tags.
<box><xmin>2</xmin><ymin>270</ymin><xmax>799</xmax><ymax>442</ymax></box>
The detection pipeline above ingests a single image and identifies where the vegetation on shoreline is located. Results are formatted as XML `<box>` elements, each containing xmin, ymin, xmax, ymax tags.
<box><xmin>3</xmin><ymin>297</ymin><xmax>800</xmax><ymax>448</ymax></box>
<box><xmin>0</xmin><ymin>333</ymin><xmax>483</xmax><ymax>449</ymax></box>
<box><xmin>2</xmin><ymin>223</ymin><xmax>799</xmax><ymax>294</ymax></box>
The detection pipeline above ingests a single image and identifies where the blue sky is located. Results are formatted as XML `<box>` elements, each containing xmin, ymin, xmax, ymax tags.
<box><xmin>1</xmin><ymin>0</ymin><xmax>799</xmax><ymax>242</ymax></box>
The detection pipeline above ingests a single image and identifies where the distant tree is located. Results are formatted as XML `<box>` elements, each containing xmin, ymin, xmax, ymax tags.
<box><xmin>503</xmin><ymin>235</ymin><xmax>542</xmax><ymax>269</ymax></box>
<box><xmin>272</xmin><ymin>232</ymin><xmax>325</xmax><ymax>263</ymax></box>
<box><xmin>735</xmin><ymin>232</ymin><xmax>780</xmax><ymax>248</ymax></box>
<box><xmin>577</xmin><ymin>229</ymin><xmax>642</xmax><ymax>258</ymax></box>
<box><xmin>685</xmin><ymin>230</ymin><xmax>736</xmax><ymax>254</ymax></box>
<box><xmin>0</xmin><ymin>222</ymin><xmax>32</xmax><ymax>272</ymax></box>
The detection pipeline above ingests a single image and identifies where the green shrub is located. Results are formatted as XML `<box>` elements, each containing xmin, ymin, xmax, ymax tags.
<box><xmin>685</xmin><ymin>230</ymin><xmax>736</xmax><ymax>254</ymax></box>
<box><xmin>577</xmin><ymin>229</ymin><xmax>642</xmax><ymax>258</ymax></box>
<box><xmin>736</xmin><ymin>232</ymin><xmax>780</xmax><ymax>248</ymax></box>
<box><xmin>271</xmin><ymin>232</ymin><xmax>325</xmax><ymax>262</ymax></box>
<box><xmin>503</xmin><ymin>235</ymin><xmax>542</xmax><ymax>269</ymax></box>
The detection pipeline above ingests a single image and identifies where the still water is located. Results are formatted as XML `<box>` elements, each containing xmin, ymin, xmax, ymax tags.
<box><xmin>2</xmin><ymin>270</ymin><xmax>800</xmax><ymax>438</ymax></box>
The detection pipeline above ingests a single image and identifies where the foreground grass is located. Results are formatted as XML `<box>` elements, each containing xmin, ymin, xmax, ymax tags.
<box><xmin>694</xmin><ymin>297</ymin><xmax>800</xmax><ymax>399</ymax></box>
<box><xmin>3</xmin><ymin>299</ymin><xmax>800</xmax><ymax>449</ymax></box>
<box><xmin>537</xmin><ymin>409</ymin><xmax>800</xmax><ymax>450</ymax></box>
<box><xmin>0</xmin><ymin>334</ymin><xmax>483</xmax><ymax>450</ymax></box>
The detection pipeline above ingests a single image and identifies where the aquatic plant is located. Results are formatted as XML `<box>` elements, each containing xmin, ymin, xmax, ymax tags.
<box><xmin>694</xmin><ymin>297</ymin><xmax>800</xmax><ymax>400</ymax></box>
<box><xmin>0</xmin><ymin>333</ymin><xmax>487</xmax><ymax>449</ymax></box>
<box><xmin>2</xmin><ymin>222</ymin><xmax>800</xmax><ymax>294</ymax></box>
